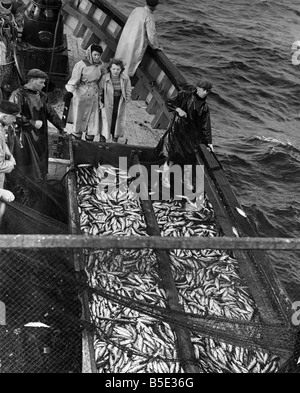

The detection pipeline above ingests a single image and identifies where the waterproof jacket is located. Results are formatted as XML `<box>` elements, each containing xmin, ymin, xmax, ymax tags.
<box><xmin>99</xmin><ymin>71</ymin><xmax>131</xmax><ymax>139</ymax></box>
<box><xmin>155</xmin><ymin>88</ymin><xmax>212</xmax><ymax>163</ymax></box>
<box><xmin>9</xmin><ymin>86</ymin><xmax>64</xmax><ymax>181</ymax></box>
<box><xmin>65</xmin><ymin>45</ymin><xmax>106</xmax><ymax>137</ymax></box>
<box><xmin>114</xmin><ymin>6</ymin><xmax>161</xmax><ymax>77</ymax></box>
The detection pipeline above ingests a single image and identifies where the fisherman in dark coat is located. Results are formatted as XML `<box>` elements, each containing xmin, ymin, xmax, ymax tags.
<box><xmin>8</xmin><ymin>69</ymin><xmax>65</xmax><ymax>183</ymax></box>
<box><xmin>154</xmin><ymin>79</ymin><xmax>213</xmax><ymax>206</ymax></box>
<box><xmin>155</xmin><ymin>79</ymin><xmax>213</xmax><ymax>165</ymax></box>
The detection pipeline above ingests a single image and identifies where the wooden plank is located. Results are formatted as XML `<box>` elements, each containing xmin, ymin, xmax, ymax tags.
<box><xmin>131</xmin><ymin>79</ymin><xmax>149</xmax><ymax>101</ymax></box>
<box><xmin>146</xmin><ymin>95</ymin><xmax>160</xmax><ymax>115</ymax></box>
<box><xmin>81</xmin><ymin>30</ymin><xmax>100</xmax><ymax>50</ymax></box>
<box><xmin>89</xmin><ymin>0</ymin><xmax>126</xmax><ymax>26</ymax></box>
<box><xmin>73</xmin><ymin>22</ymin><xmax>87</xmax><ymax>38</ymax></box>
<box><xmin>157</xmin><ymin>73</ymin><xmax>174</xmax><ymax>98</ymax></box>
<box><xmin>193</xmin><ymin>151</ymin><xmax>288</xmax><ymax>324</ymax></box>
<box><xmin>198</xmin><ymin>146</ymin><xmax>293</xmax><ymax>323</ymax></box>
<box><xmin>78</xmin><ymin>0</ymin><xmax>96</xmax><ymax>16</ymax></box>
<box><xmin>64</xmin><ymin>14</ymin><xmax>80</xmax><ymax>31</ymax></box>
<box><xmin>63</xmin><ymin>2</ymin><xmax>118</xmax><ymax>51</ymax></box>
<box><xmin>131</xmin><ymin>152</ymin><xmax>201</xmax><ymax>373</ymax></box>
<box><xmin>101</xmin><ymin>46</ymin><xmax>114</xmax><ymax>63</ymax></box>
<box><xmin>133</xmin><ymin>72</ymin><xmax>173</xmax><ymax>128</ymax></box>
<box><xmin>1</xmin><ymin>235</ymin><xmax>300</xmax><ymax>250</ymax></box>
<box><xmin>140</xmin><ymin>54</ymin><xmax>163</xmax><ymax>81</ymax></box>
<box><xmin>151</xmin><ymin>107</ymin><xmax>172</xmax><ymax>129</ymax></box>
<box><xmin>146</xmin><ymin>47</ymin><xmax>187</xmax><ymax>91</ymax></box>
<box><xmin>67</xmin><ymin>136</ymin><xmax>97</xmax><ymax>374</ymax></box>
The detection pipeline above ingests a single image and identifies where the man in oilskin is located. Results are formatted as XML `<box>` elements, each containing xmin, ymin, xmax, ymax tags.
<box><xmin>155</xmin><ymin>79</ymin><xmax>213</xmax><ymax>164</ymax></box>
<box><xmin>114</xmin><ymin>0</ymin><xmax>163</xmax><ymax>78</ymax></box>
<box><xmin>8</xmin><ymin>69</ymin><xmax>65</xmax><ymax>184</ymax></box>
<box><xmin>153</xmin><ymin>79</ymin><xmax>213</xmax><ymax>207</ymax></box>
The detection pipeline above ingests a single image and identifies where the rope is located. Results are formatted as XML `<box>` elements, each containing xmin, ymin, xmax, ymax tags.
<box><xmin>46</xmin><ymin>4</ymin><xmax>62</xmax><ymax>91</ymax></box>
<box><xmin>1</xmin><ymin>245</ymin><xmax>296</xmax><ymax>360</ymax></box>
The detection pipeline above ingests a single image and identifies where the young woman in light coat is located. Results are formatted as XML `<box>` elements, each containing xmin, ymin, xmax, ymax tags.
<box><xmin>99</xmin><ymin>59</ymin><xmax>131</xmax><ymax>142</ymax></box>
<box><xmin>65</xmin><ymin>44</ymin><xmax>106</xmax><ymax>141</ymax></box>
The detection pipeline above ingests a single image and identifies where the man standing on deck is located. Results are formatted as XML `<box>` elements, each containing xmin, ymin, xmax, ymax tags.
<box><xmin>153</xmin><ymin>80</ymin><xmax>213</xmax><ymax>209</ymax></box>
<box><xmin>114</xmin><ymin>0</ymin><xmax>163</xmax><ymax>78</ymax></box>
<box><xmin>8</xmin><ymin>69</ymin><xmax>65</xmax><ymax>184</ymax></box>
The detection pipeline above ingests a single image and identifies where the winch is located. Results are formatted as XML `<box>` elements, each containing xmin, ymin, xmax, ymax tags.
<box><xmin>16</xmin><ymin>0</ymin><xmax>69</xmax><ymax>90</ymax></box>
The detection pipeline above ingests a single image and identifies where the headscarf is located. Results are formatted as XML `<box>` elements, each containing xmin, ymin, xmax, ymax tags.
<box><xmin>84</xmin><ymin>44</ymin><xmax>103</xmax><ymax>66</ymax></box>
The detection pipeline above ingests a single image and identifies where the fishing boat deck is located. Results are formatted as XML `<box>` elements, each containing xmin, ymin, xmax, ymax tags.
<box><xmin>43</xmin><ymin>1</ymin><xmax>297</xmax><ymax>373</ymax></box>
<box><xmin>1</xmin><ymin>0</ymin><xmax>298</xmax><ymax>374</ymax></box>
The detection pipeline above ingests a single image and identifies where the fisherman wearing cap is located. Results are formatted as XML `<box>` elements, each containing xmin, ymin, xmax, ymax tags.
<box><xmin>8</xmin><ymin>68</ymin><xmax>65</xmax><ymax>183</ymax></box>
<box><xmin>156</xmin><ymin>79</ymin><xmax>214</xmax><ymax>160</ymax></box>
<box><xmin>114</xmin><ymin>0</ymin><xmax>163</xmax><ymax>78</ymax></box>
<box><xmin>154</xmin><ymin>79</ymin><xmax>213</xmax><ymax>207</ymax></box>
<box><xmin>0</xmin><ymin>100</ymin><xmax>18</xmax><ymax>196</ymax></box>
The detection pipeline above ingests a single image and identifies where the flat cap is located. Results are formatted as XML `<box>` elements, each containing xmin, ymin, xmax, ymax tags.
<box><xmin>0</xmin><ymin>100</ymin><xmax>20</xmax><ymax>115</ymax></box>
<box><xmin>196</xmin><ymin>79</ymin><xmax>213</xmax><ymax>91</ymax></box>
<box><xmin>27</xmin><ymin>69</ymin><xmax>48</xmax><ymax>79</ymax></box>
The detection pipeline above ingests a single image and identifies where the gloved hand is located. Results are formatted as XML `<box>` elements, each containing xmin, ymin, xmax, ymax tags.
<box><xmin>63</xmin><ymin>91</ymin><xmax>73</xmax><ymax>104</ymax></box>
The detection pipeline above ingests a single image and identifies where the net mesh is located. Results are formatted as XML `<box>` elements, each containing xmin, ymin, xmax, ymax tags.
<box><xmin>0</xmin><ymin>152</ymin><xmax>299</xmax><ymax>373</ymax></box>
<box><xmin>0</xmin><ymin>178</ymin><xmax>81</xmax><ymax>373</ymax></box>
<box><xmin>73</xmin><ymin>162</ymin><xmax>299</xmax><ymax>373</ymax></box>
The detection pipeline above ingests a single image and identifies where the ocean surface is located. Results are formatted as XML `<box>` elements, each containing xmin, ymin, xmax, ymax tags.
<box><xmin>114</xmin><ymin>0</ymin><xmax>300</xmax><ymax>302</ymax></box>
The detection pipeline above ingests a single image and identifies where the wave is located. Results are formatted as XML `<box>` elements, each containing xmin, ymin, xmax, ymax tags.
<box><xmin>249</xmin><ymin>135</ymin><xmax>300</xmax><ymax>156</ymax></box>
<box><xmin>160</xmin><ymin>19</ymin><xmax>223</xmax><ymax>42</ymax></box>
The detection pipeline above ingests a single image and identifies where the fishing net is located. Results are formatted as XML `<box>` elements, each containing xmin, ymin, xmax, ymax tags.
<box><xmin>3</xmin><ymin>172</ymin><xmax>69</xmax><ymax>229</ymax></box>
<box><xmin>0</xmin><ymin>175</ymin><xmax>81</xmax><ymax>373</ymax></box>
<box><xmin>71</xmin><ymin>150</ymin><xmax>299</xmax><ymax>374</ymax></box>
<box><xmin>0</xmin><ymin>246</ymin><xmax>82</xmax><ymax>373</ymax></box>
<box><xmin>83</xmin><ymin>251</ymin><xmax>298</xmax><ymax>374</ymax></box>
<box><xmin>0</xmin><ymin>139</ymin><xmax>299</xmax><ymax>373</ymax></box>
